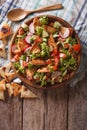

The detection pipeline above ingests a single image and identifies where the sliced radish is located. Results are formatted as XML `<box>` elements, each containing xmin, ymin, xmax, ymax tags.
<box><xmin>26</xmin><ymin>57</ymin><xmax>29</xmax><ymax>62</ymax></box>
<box><xmin>27</xmin><ymin>32</ymin><xmax>33</xmax><ymax>36</ymax></box>
<box><xmin>29</xmin><ymin>22</ymin><xmax>35</xmax><ymax>33</ymax></box>
<box><xmin>25</xmin><ymin>35</ymin><xmax>31</xmax><ymax>44</ymax></box>
<box><xmin>59</xmin><ymin>27</ymin><xmax>70</xmax><ymax>38</ymax></box>
<box><xmin>11</xmin><ymin>44</ymin><xmax>16</xmax><ymax>53</ymax></box>
<box><xmin>59</xmin><ymin>53</ymin><xmax>67</xmax><ymax>58</ymax></box>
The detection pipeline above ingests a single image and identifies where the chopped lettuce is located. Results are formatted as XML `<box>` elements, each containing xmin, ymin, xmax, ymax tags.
<box><xmin>53</xmin><ymin>21</ymin><xmax>61</xmax><ymax>29</ymax></box>
<box><xmin>29</xmin><ymin>53</ymin><xmax>41</xmax><ymax>60</ymax></box>
<box><xmin>14</xmin><ymin>62</ymin><xmax>20</xmax><ymax>70</ymax></box>
<box><xmin>36</xmin><ymin>26</ymin><xmax>43</xmax><ymax>36</ymax></box>
<box><xmin>40</xmin><ymin>42</ymin><xmax>50</xmax><ymax>58</ymax></box>
<box><xmin>64</xmin><ymin>37</ymin><xmax>77</xmax><ymax>45</ymax></box>
<box><xmin>14</xmin><ymin>62</ymin><xmax>25</xmax><ymax>74</ymax></box>
<box><xmin>34</xmin><ymin>72</ymin><xmax>47</xmax><ymax>86</ymax></box>
<box><xmin>39</xmin><ymin>16</ymin><xmax>48</xmax><ymax>25</ymax></box>
<box><xmin>28</xmin><ymin>63</ymin><xmax>34</xmax><ymax>69</ymax></box>
<box><xmin>30</xmin><ymin>35</ymin><xmax>36</xmax><ymax>43</ymax></box>
<box><xmin>59</xmin><ymin>56</ymin><xmax>77</xmax><ymax>71</ymax></box>
<box><xmin>18</xmin><ymin>66</ymin><xmax>25</xmax><ymax>74</ymax></box>
<box><xmin>20</xmin><ymin>55</ymin><xmax>26</xmax><ymax>61</ymax></box>
<box><xmin>21</xmin><ymin>23</ymin><xmax>28</xmax><ymax>31</ymax></box>
<box><xmin>17</xmin><ymin>33</ymin><xmax>27</xmax><ymax>39</ymax></box>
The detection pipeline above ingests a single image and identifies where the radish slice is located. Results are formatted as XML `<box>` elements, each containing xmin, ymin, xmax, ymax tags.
<box><xmin>29</xmin><ymin>23</ymin><xmax>35</xmax><ymax>33</ymax></box>
<box><xmin>27</xmin><ymin>32</ymin><xmax>33</xmax><ymax>36</ymax></box>
<box><xmin>11</xmin><ymin>44</ymin><xmax>16</xmax><ymax>53</ymax></box>
<box><xmin>59</xmin><ymin>27</ymin><xmax>70</xmax><ymax>38</ymax></box>
<box><xmin>25</xmin><ymin>35</ymin><xmax>31</xmax><ymax>44</ymax></box>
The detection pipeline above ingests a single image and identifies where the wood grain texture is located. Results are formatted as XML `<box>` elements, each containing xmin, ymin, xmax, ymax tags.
<box><xmin>68</xmin><ymin>74</ymin><xmax>87</xmax><ymax>130</ymax></box>
<box><xmin>0</xmin><ymin>97</ymin><xmax>23</xmax><ymax>130</ymax></box>
<box><xmin>68</xmin><ymin>56</ymin><xmax>87</xmax><ymax>130</ymax></box>
<box><xmin>23</xmin><ymin>86</ymin><xmax>68</xmax><ymax>130</ymax></box>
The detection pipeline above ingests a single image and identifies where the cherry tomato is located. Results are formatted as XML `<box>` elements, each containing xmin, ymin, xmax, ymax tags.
<box><xmin>72</xmin><ymin>44</ymin><xmax>81</xmax><ymax>52</ymax></box>
<box><xmin>64</xmin><ymin>43</ymin><xmax>69</xmax><ymax>49</ymax></box>
<box><xmin>46</xmin><ymin>59</ymin><xmax>52</xmax><ymax>65</ymax></box>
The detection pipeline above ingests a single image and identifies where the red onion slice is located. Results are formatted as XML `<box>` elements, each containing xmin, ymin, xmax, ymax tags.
<box><xmin>29</xmin><ymin>22</ymin><xmax>35</xmax><ymax>34</ymax></box>
<box><xmin>59</xmin><ymin>27</ymin><xmax>70</xmax><ymax>38</ymax></box>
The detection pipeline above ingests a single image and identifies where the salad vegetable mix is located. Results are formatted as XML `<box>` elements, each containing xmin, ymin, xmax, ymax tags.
<box><xmin>11</xmin><ymin>16</ymin><xmax>81</xmax><ymax>87</ymax></box>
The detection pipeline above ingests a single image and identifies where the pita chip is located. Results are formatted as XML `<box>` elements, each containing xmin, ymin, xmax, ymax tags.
<box><xmin>0</xmin><ymin>62</ymin><xmax>12</xmax><ymax>77</ymax></box>
<box><xmin>6</xmin><ymin>83</ymin><xmax>14</xmax><ymax>97</ymax></box>
<box><xmin>0</xmin><ymin>90</ymin><xmax>5</xmax><ymax>100</ymax></box>
<box><xmin>0</xmin><ymin>44</ymin><xmax>6</xmax><ymax>58</ymax></box>
<box><xmin>0</xmin><ymin>79</ymin><xmax>6</xmax><ymax>91</ymax></box>
<box><xmin>11</xmin><ymin>82</ymin><xmax>21</xmax><ymax>96</ymax></box>
<box><xmin>0</xmin><ymin>22</ymin><xmax>12</xmax><ymax>40</ymax></box>
<box><xmin>4</xmin><ymin>72</ymin><xmax>17</xmax><ymax>82</ymax></box>
<box><xmin>20</xmin><ymin>85</ymin><xmax>37</xmax><ymax>99</ymax></box>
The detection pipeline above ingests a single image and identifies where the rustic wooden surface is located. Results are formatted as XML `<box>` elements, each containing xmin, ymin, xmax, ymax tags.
<box><xmin>0</xmin><ymin>1</ymin><xmax>87</xmax><ymax>130</ymax></box>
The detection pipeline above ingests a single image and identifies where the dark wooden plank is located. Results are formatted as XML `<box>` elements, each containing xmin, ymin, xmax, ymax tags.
<box><xmin>23</xmin><ymin>89</ymin><xmax>47</xmax><ymax>130</ymax></box>
<box><xmin>68</xmin><ymin>56</ymin><xmax>87</xmax><ymax>130</ymax></box>
<box><xmin>0</xmin><ymin>97</ymin><xmax>23</xmax><ymax>130</ymax></box>
<box><xmin>45</xmin><ymin>86</ymin><xmax>68</xmax><ymax>130</ymax></box>
<box><xmin>23</xmin><ymin>86</ymin><xmax>68</xmax><ymax>130</ymax></box>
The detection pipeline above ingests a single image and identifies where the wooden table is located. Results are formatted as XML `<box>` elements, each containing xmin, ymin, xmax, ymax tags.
<box><xmin>0</xmin><ymin>1</ymin><xmax>87</xmax><ymax>130</ymax></box>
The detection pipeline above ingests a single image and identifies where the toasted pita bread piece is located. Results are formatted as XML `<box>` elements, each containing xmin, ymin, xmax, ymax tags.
<box><xmin>48</xmin><ymin>34</ymin><xmax>57</xmax><ymax>49</ymax></box>
<box><xmin>20</xmin><ymin>85</ymin><xmax>37</xmax><ymax>99</ymax></box>
<box><xmin>0</xmin><ymin>23</ymin><xmax>12</xmax><ymax>40</ymax></box>
<box><xmin>0</xmin><ymin>44</ymin><xmax>6</xmax><ymax>58</ymax></box>
<box><xmin>6</xmin><ymin>83</ymin><xmax>14</xmax><ymax>97</ymax></box>
<box><xmin>4</xmin><ymin>72</ymin><xmax>17</xmax><ymax>82</ymax></box>
<box><xmin>0</xmin><ymin>79</ymin><xmax>6</xmax><ymax>91</ymax></box>
<box><xmin>0</xmin><ymin>90</ymin><xmax>5</xmax><ymax>100</ymax></box>
<box><xmin>11</xmin><ymin>82</ymin><xmax>22</xmax><ymax>96</ymax></box>
<box><xmin>0</xmin><ymin>62</ymin><xmax>11</xmax><ymax>77</ymax></box>
<box><xmin>33</xmin><ymin>17</ymin><xmax>41</xmax><ymax>29</ymax></box>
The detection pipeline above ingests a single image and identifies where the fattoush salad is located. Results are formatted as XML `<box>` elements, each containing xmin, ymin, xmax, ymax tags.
<box><xmin>11</xmin><ymin>16</ymin><xmax>81</xmax><ymax>87</ymax></box>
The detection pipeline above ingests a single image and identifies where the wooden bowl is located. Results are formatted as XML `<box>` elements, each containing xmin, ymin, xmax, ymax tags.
<box><xmin>10</xmin><ymin>15</ymin><xmax>81</xmax><ymax>89</ymax></box>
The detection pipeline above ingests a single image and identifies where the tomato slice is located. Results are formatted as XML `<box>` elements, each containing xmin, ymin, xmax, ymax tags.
<box><xmin>51</xmin><ymin>49</ymin><xmax>58</xmax><ymax>57</ymax></box>
<box><xmin>46</xmin><ymin>59</ymin><xmax>52</xmax><ymax>65</ymax></box>
<box><xmin>12</xmin><ymin>54</ymin><xmax>19</xmax><ymax>62</ymax></box>
<box><xmin>72</xmin><ymin>44</ymin><xmax>81</xmax><ymax>52</ymax></box>
<box><xmin>64</xmin><ymin>43</ymin><xmax>69</xmax><ymax>49</ymax></box>
<box><xmin>22</xmin><ymin>61</ymin><xmax>28</xmax><ymax>67</ymax></box>
<box><xmin>53</xmin><ymin>55</ymin><xmax>59</xmax><ymax>70</ymax></box>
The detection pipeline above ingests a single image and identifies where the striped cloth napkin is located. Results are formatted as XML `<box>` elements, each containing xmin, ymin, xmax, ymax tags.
<box><xmin>0</xmin><ymin>0</ymin><xmax>87</xmax><ymax>66</ymax></box>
